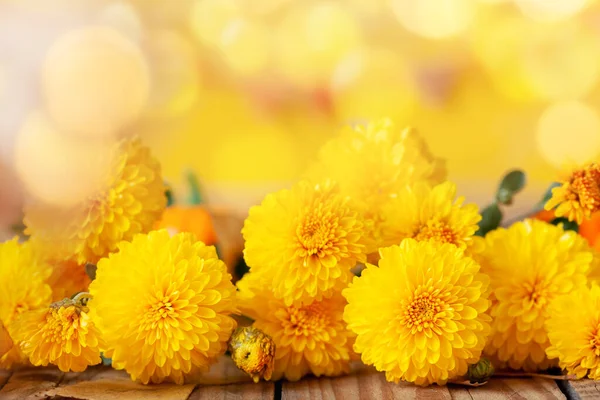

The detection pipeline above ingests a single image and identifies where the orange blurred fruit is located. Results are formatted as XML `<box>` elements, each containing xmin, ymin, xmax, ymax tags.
<box><xmin>155</xmin><ymin>206</ymin><xmax>218</xmax><ymax>246</ymax></box>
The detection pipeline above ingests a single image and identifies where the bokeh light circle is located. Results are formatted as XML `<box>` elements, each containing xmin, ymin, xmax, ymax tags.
<box><xmin>144</xmin><ymin>30</ymin><xmax>201</xmax><ymax>119</ymax></box>
<box><xmin>391</xmin><ymin>0</ymin><xmax>474</xmax><ymax>39</ymax></box>
<box><xmin>43</xmin><ymin>26</ymin><xmax>150</xmax><ymax>138</ymax></box>
<box><xmin>189</xmin><ymin>0</ymin><xmax>241</xmax><ymax>48</ymax></box>
<box><xmin>14</xmin><ymin>112</ymin><xmax>116</xmax><ymax>206</ymax></box>
<box><xmin>514</xmin><ymin>0</ymin><xmax>589</xmax><ymax>22</ymax></box>
<box><xmin>536</xmin><ymin>101</ymin><xmax>600</xmax><ymax>168</ymax></box>
<box><xmin>218</xmin><ymin>18</ymin><xmax>270</xmax><ymax>76</ymax></box>
<box><xmin>274</xmin><ymin>1</ymin><xmax>362</xmax><ymax>87</ymax></box>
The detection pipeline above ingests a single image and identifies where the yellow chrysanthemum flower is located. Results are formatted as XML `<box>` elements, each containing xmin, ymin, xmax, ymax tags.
<box><xmin>237</xmin><ymin>271</ymin><xmax>355</xmax><ymax>381</ymax></box>
<box><xmin>546</xmin><ymin>283</ymin><xmax>600</xmax><ymax>379</ymax></box>
<box><xmin>0</xmin><ymin>320</ymin><xmax>13</xmax><ymax>359</ymax></box>
<box><xmin>545</xmin><ymin>163</ymin><xmax>600</xmax><ymax>224</ymax></box>
<box><xmin>242</xmin><ymin>180</ymin><xmax>370</xmax><ymax>306</ymax></box>
<box><xmin>13</xmin><ymin>296</ymin><xmax>104</xmax><ymax>372</ymax></box>
<box><xmin>46</xmin><ymin>260</ymin><xmax>91</xmax><ymax>302</ymax></box>
<box><xmin>89</xmin><ymin>230</ymin><xmax>237</xmax><ymax>384</ymax></box>
<box><xmin>308</xmin><ymin>118</ymin><xmax>446</xmax><ymax>248</ymax></box>
<box><xmin>24</xmin><ymin>137</ymin><xmax>166</xmax><ymax>264</ymax></box>
<box><xmin>379</xmin><ymin>181</ymin><xmax>481</xmax><ymax>249</ymax></box>
<box><xmin>0</xmin><ymin>239</ymin><xmax>52</xmax><ymax>369</ymax></box>
<box><xmin>343</xmin><ymin>239</ymin><xmax>491</xmax><ymax>386</ymax></box>
<box><xmin>479</xmin><ymin>219</ymin><xmax>598</xmax><ymax>371</ymax></box>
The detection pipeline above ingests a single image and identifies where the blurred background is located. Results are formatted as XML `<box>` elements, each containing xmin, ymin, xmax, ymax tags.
<box><xmin>1</xmin><ymin>0</ymin><xmax>599</xmax><ymax>229</ymax></box>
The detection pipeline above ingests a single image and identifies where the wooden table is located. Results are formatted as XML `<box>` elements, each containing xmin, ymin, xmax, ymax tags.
<box><xmin>0</xmin><ymin>358</ymin><xmax>597</xmax><ymax>400</ymax></box>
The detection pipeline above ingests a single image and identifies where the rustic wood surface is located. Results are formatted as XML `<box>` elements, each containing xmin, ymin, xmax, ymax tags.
<box><xmin>0</xmin><ymin>357</ymin><xmax>592</xmax><ymax>400</ymax></box>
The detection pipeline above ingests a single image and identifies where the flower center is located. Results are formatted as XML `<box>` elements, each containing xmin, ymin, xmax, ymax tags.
<box><xmin>42</xmin><ymin>306</ymin><xmax>79</xmax><ymax>342</ymax></box>
<box><xmin>403</xmin><ymin>291</ymin><xmax>445</xmax><ymax>330</ymax></box>
<box><xmin>523</xmin><ymin>280</ymin><xmax>550</xmax><ymax>308</ymax></box>
<box><xmin>284</xmin><ymin>303</ymin><xmax>328</xmax><ymax>336</ymax></box>
<box><xmin>413</xmin><ymin>222</ymin><xmax>458</xmax><ymax>244</ymax></box>
<box><xmin>297</xmin><ymin>211</ymin><xmax>335</xmax><ymax>255</ymax></box>
<box><xmin>570</xmin><ymin>165</ymin><xmax>600</xmax><ymax>213</ymax></box>
<box><xmin>141</xmin><ymin>293</ymin><xmax>179</xmax><ymax>330</ymax></box>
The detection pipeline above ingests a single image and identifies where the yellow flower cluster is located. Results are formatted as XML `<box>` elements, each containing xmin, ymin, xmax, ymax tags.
<box><xmin>477</xmin><ymin>219</ymin><xmax>598</xmax><ymax>371</ymax></box>
<box><xmin>2</xmin><ymin>136</ymin><xmax>238</xmax><ymax>384</ymax></box>
<box><xmin>238</xmin><ymin>119</ymin><xmax>496</xmax><ymax>384</ymax></box>
<box><xmin>307</xmin><ymin>118</ymin><xmax>446</xmax><ymax>250</ymax></box>
<box><xmin>239</xmin><ymin>122</ymin><xmax>600</xmax><ymax>384</ymax></box>
<box><xmin>24</xmin><ymin>137</ymin><xmax>166</xmax><ymax>264</ymax></box>
<box><xmin>5</xmin><ymin>117</ymin><xmax>600</xmax><ymax>388</ymax></box>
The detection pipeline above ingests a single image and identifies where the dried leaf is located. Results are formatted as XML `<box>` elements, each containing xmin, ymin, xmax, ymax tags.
<box><xmin>0</xmin><ymin>320</ymin><xmax>12</xmax><ymax>358</ymax></box>
<box><xmin>45</xmin><ymin>367</ymin><xmax>195</xmax><ymax>400</ymax></box>
<box><xmin>46</xmin><ymin>379</ymin><xmax>195</xmax><ymax>400</ymax></box>
<box><xmin>0</xmin><ymin>367</ymin><xmax>63</xmax><ymax>400</ymax></box>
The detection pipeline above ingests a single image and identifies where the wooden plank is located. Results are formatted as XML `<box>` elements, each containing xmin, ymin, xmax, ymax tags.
<box><xmin>46</xmin><ymin>367</ymin><xmax>195</xmax><ymax>400</ymax></box>
<box><xmin>568</xmin><ymin>379</ymin><xmax>600</xmax><ymax>399</ymax></box>
<box><xmin>449</xmin><ymin>378</ymin><xmax>565</xmax><ymax>400</ymax></box>
<box><xmin>282</xmin><ymin>370</ymin><xmax>452</xmax><ymax>400</ymax></box>
<box><xmin>0</xmin><ymin>366</ymin><xmax>63</xmax><ymax>400</ymax></box>
<box><xmin>0</xmin><ymin>369</ymin><xmax>12</xmax><ymax>390</ymax></box>
<box><xmin>196</xmin><ymin>356</ymin><xmax>253</xmax><ymax>385</ymax></box>
<box><xmin>189</xmin><ymin>382</ymin><xmax>274</xmax><ymax>400</ymax></box>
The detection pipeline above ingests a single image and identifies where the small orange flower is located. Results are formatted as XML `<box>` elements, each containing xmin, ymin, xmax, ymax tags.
<box><xmin>0</xmin><ymin>320</ymin><xmax>13</xmax><ymax>358</ymax></box>
<box><xmin>545</xmin><ymin>163</ymin><xmax>600</xmax><ymax>224</ymax></box>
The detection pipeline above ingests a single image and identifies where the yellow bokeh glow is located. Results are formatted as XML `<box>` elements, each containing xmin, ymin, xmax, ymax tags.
<box><xmin>97</xmin><ymin>1</ymin><xmax>143</xmax><ymax>43</ymax></box>
<box><xmin>189</xmin><ymin>0</ymin><xmax>241</xmax><ymax>48</ymax></box>
<box><xmin>331</xmin><ymin>49</ymin><xmax>416</xmax><ymax>123</ymax></box>
<box><xmin>14</xmin><ymin>113</ymin><xmax>116</xmax><ymax>206</ymax></box>
<box><xmin>42</xmin><ymin>26</ymin><xmax>150</xmax><ymax>138</ymax></box>
<box><xmin>522</xmin><ymin>23</ymin><xmax>600</xmax><ymax>101</ymax></box>
<box><xmin>144</xmin><ymin>30</ymin><xmax>201</xmax><ymax>119</ymax></box>
<box><xmin>515</xmin><ymin>0</ymin><xmax>589</xmax><ymax>22</ymax></box>
<box><xmin>218</xmin><ymin>18</ymin><xmax>270</xmax><ymax>76</ymax></box>
<box><xmin>536</xmin><ymin>101</ymin><xmax>600</xmax><ymax>168</ymax></box>
<box><xmin>391</xmin><ymin>0</ymin><xmax>474</xmax><ymax>39</ymax></box>
<box><xmin>274</xmin><ymin>2</ymin><xmax>362</xmax><ymax>86</ymax></box>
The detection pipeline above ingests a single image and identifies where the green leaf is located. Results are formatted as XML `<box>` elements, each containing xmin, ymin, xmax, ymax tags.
<box><xmin>100</xmin><ymin>354</ymin><xmax>112</xmax><ymax>366</ymax></box>
<box><xmin>476</xmin><ymin>203</ymin><xmax>503</xmax><ymax>236</ymax></box>
<box><xmin>186</xmin><ymin>170</ymin><xmax>204</xmax><ymax>205</ymax></box>
<box><xmin>496</xmin><ymin>170</ymin><xmax>526</xmax><ymax>205</ymax></box>
<box><xmin>165</xmin><ymin>184</ymin><xmax>174</xmax><ymax>207</ymax></box>
<box><xmin>550</xmin><ymin>217</ymin><xmax>579</xmax><ymax>232</ymax></box>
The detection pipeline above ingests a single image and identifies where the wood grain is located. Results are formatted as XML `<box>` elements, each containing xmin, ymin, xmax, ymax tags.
<box><xmin>0</xmin><ymin>369</ymin><xmax>12</xmax><ymax>390</ymax></box>
<box><xmin>0</xmin><ymin>366</ymin><xmax>63</xmax><ymax>400</ymax></box>
<box><xmin>189</xmin><ymin>382</ymin><xmax>274</xmax><ymax>400</ymax></box>
<box><xmin>568</xmin><ymin>379</ymin><xmax>600</xmax><ymax>399</ymax></box>
<box><xmin>450</xmin><ymin>378</ymin><xmax>566</xmax><ymax>400</ymax></box>
<box><xmin>282</xmin><ymin>370</ymin><xmax>453</xmax><ymax>400</ymax></box>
